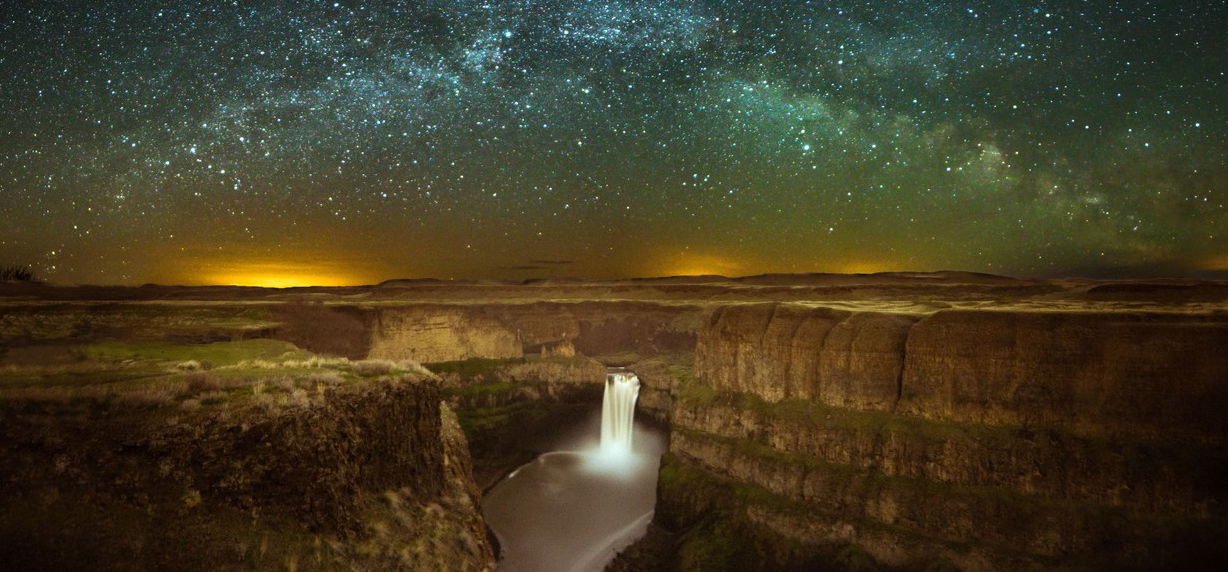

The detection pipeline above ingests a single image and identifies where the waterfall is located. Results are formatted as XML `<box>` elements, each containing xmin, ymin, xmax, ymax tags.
<box><xmin>600</xmin><ymin>371</ymin><xmax>640</xmax><ymax>453</ymax></box>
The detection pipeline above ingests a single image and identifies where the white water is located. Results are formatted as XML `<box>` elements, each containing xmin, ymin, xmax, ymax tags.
<box><xmin>600</xmin><ymin>371</ymin><xmax>640</xmax><ymax>454</ymax></box>
<box><xmin>483</xmin><ymin>369</ymin><xmax>663</xmax><ymax>572</ymax></box>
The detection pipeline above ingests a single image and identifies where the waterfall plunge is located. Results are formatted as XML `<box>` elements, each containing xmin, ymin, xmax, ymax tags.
<box><xmin>483</xmin><ymin>368</ymin><xmax>664</xmax><ymax>571</ymax></box>
<box><xmin>600</xmin><ymin>371</ymin><xmax>640</xmax><ymax>455</ymax></box>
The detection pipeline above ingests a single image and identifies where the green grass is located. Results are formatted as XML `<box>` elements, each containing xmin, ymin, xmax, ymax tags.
<box><xmin>675</xmin><ymin>515</ymin><xmax>755</xmax><ymax>571</ymax></box>
<box><xmin>673</xmin><ymin>367</ymin><xmax>718</xmax><ymax>405</ymax></box>
<box><xmin>0</xmin><ymin>366</ymin><xmax>167</xmax><ymax>389</ymax></box>
<box><xmin>424</xmin><ymin>357</ymin><xmax>525</xmax><ymax>378</ymax></box>
<box><xmin>83</xmin><ymin>338</ymin><xmax>307</xmax><ymax>367</ymax></box>
<box><xmin>0</xmin><ymin>339</ymin><xmax>376</xmax><ymax>419</ymax></box>
<box><xmin>0</xmin><ymin>303</ymin><xmax>279</xmax><ymax>344</ymax></box>
<box><xmin>591</xmin><ymin>351</ymin><xmax>643</xmax><ymax>365</ymax></box>
<box><xmin>455</xmin><ymin>400</ymin><xmax>549</xmax><ymax>434</ymax></box>
<box><xmin>442</xmin><ymin>380</ymin><xmax>521</xmax><ymax>399</ymax></box>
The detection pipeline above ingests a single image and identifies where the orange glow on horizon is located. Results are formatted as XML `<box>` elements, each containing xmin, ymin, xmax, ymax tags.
<box><xmin>658</xmin><ymin>254</ymin><xmax>745</xmax><ymax>277</ymax></box>
<box><xmin>196</xmin><ymin>261</ymin><xmax>373</xmax><ymax>288</ymax></box>
<box><xmin>833</xmin><ymin>260</ymin><xmax>896</xmax><ymax>274</ymax></box>
<box><xmin>1204</xmin><ymin>254</ymin><xmax>1228</xmax><ymax>271</ymax></box>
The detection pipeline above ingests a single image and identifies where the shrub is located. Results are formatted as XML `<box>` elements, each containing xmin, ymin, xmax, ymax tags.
<box><xmin>0</xmin><ymin>265</ymin><xmax>36</xmax><ymax>282</ymax></box>
<box><xmin>396</xmin><ymin>359</ymin><xmax>432</xmax><ymax>377</ymax></box>
<box><xmin>303</xmin><ymin>371</ymin><xmax>345</xmax><ymax>385</ymax></box>
<box><xmin>196</xmin><ymin>390</ymin><xmax>227</xmax><ymax>405</ymax></box>
<box><xmin>185</xmin><ymin>373</ymin><xmax>222</xmax><ymax>393</ymax></box>
<box><xmin>118</xmin><ymin>387</ymin><xmax>177</xmax><ymax>408</ymax></box>
<box><xmin>288</xmin><ymin>388</ymin><xmax>311</xmax><ymax>407</ymax></box>
<box><xmin>351</xmin><ymin>359</ymin><xmax>394</xmax><ymax>376</ymax></box>
<box><xmin>272</xmin><ymin>375</ymin><xmax>297</xmax><ymax>391</ymax></box>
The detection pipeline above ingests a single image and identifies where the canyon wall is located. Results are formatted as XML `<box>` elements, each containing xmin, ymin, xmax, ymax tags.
<box><xmin>369</xmin><ymin>306</ymin><xmax>523</xmax><ymax>363</ymax></box>
<box><xmin>366</xmin><ymin>301</ymin><xmax>703</xmax><ymax>363</ymax></box>
<box><xmin>7</xmin><ymin>294</ymin><xmax>1221</xmax><ymax>569</ymax></box>
<box><xmin>652</xmin><ymin>303</ymin><xmax>1228</xmax><ymax>569</ymax></box>
<box><xmin>0</xmin><ymin>376</ymin><xmax>496</xmax><ymax>570</ymax></box>
<box><xmin>341</xmin><ymin>299</ymin><xmax>1227</xmax><ymax>569</ymax></box>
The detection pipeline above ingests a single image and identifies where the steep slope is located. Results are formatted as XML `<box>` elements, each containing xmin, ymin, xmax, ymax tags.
<box><xmin>649</xmin><ymin>303</ymin><xmax>1228</xmax><ymax>570</ymax></box>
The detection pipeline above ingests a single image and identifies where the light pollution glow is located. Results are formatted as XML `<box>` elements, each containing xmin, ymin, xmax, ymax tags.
<box><xmin>199</xmin><ymin>261</ymin><xmax>373</xmax><ymax>288</ymax></box>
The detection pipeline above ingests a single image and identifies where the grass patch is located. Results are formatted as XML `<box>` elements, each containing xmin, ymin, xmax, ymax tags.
<box><xmin>424</xmin><ymin>357</ymin><xmax>525</xmax><ymax>378</ymax></box>
<box><xmin>673</xmin><ymin>366</ymin><xmax>718</xmax><ymax>405</ymax></box>
<box><xmin>455</xmin><ymin>400</ymin><xmax>549</xmax><ymax>435</ymax></box>
<box><xmin>592</xmin><ymin>351</ymin><xmax>643</xmax><ymax>366</ymax></box>
<box><xmin>443</xmin><ymin>380</ymin><xmax>521</xmax><ymax>399</ymax></box>
<box><xmin>84</xmin><ymin>338</ymin><xmax>306</xmax><ymax>367</ymax></box>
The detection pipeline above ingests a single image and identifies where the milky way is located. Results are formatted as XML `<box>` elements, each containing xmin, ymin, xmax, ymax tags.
<box><xmin>1</xmin><ymin>0</ymin><xmax>1224</xmax><ymax>284</ymax></box>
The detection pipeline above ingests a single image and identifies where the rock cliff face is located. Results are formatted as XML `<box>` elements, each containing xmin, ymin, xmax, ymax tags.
<box><xmin>0</xmin><ymin>376</ymin><xmax>496</xmax><ymax>570</ymax></box>
<box><xmin>369</xmin><ymin>306</ymin><xmax>523</xmax><ymax>363</ymax></box>
<box><xmin>343</xmin><ymin>300</ymin><xmax>1227</xmax><ymax>569</ymax></box>
<box><xmin>900</xmin><ymin>310</ymin><xmax>1228</xmax><ymax>439</ymax></box>
<box><xmin>367</xmin><ymin>302</ymin><xmax>703</xmax><ymax>364</ymax></box>
<box><xmin>652</xmin><ymin>303</ymin><xmax>1228</xmax><ymax>569</ymax></box>
<box><xmin>6</xmin><ymin>287</ymin><xmax>1221</xmax><ymax>570</ymax></box>
<box><xmin>434</xmin><ymin>356</ymin><xmax>608</xmax><ymax>489</ymax></box>
<box><xmin>695</xmin><ymin>304</ymin><xmax>915</xmax><ymax>408</ymax></box>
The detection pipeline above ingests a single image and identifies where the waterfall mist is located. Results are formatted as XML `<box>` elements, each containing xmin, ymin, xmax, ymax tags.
<box><xmin>482</xmin><ymin>369</ymin><xmax>664</xmax><ymax>571</ymax></box>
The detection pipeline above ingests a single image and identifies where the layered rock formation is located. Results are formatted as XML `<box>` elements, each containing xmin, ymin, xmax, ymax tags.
<box><xmin>433</xmin><ymin>355</ymin><xmax>608</xmax><ymax>489</ymax></box>
<box><xmin>651</xmin><ymin>302</ymin><xmax>1228</xmax><ymax>570</ymax></box>
<box><xmin>366</xmin><ymin>302</ymin><xmax>703</xmax><ymax>364</ymax></box>
<box><xmin>369</xmin><ymin>306</ymin><xmax>523</xmax><ymax>363</ymax></box>
<box><xmin>0</xmin><ymin>374</ymin><xmax>496</xmax><ymax>570</ymax></box>
<box><xmin>900</xmin><ymin>310</ymin><xmax>1228</xmax><ymax>439</ymax></box>
<box><xmin>4</xmin><ymin>275</ymin><xmax>1226</xmax><ymax>570</ymax></box>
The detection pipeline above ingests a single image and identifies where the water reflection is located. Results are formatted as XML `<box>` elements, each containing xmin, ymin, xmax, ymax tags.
<box><xmin>483</xmin><ymin>421</ymin><xmax>666</xmax><ymax>572</ymax></box>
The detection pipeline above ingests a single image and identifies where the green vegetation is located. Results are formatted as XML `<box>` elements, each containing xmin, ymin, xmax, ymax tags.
<box><xmin>0</xmin><ymin>491</ymin><xmax>336</xmax><ymax>571</ymax></box>
<box><xmin>659</xmin><ymin>454</ymin><xmax>885</xmax><ymax>572</ymax></box>
<box><xmin>591</xmin><ymin>351</ymin><xmax>642</xmax><ymax>365</ymax></box>
<box><xmin>84</xmin><ymin>338</ymin><xmax>306</xmax><ymax>366</ymax></box>
<box><xmin>0</xmin><ymin>338</ymin><xmax>431</xmax><ymax>420</ymax></box>
<box><xmin>455</xmin><ymin>400</ymin><xmax>550</xmax><ymax>435</ymax></box>
<box><xmin>443</xmin><ymin>380</ymin><xmax>521</xmax><ymax>399</ymax></box>
<box><xmin>0</xmin><ymin>303</ymin><xmax>278</xmax><ymax>344</ymax></box>
<box><xmin>676</xmin><ymin>515</ymin><xmax>755</xmax><ymax>571</ymax></box>
<box><xmin>424</xmin><ymin>357</ymin><xmax>525</xmax><ymax>380</ymax></box>
<box><xmin>667</xmin><ymin>427</ymin><xmax>1228</xmax><ymax>569</ymax></box>
<box><xmin>672</xmin><ymin>365</ymin><xmax>718</xmax><ymax>404</ymax></box>
<box><xmin>671</xmin><ymin>383</ymin><xmax>1226</xmax><ymax>504</ymax></box>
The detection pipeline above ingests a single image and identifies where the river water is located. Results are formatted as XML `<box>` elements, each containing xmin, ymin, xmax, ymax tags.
<box><xmin>482</xmin><ymin>372</ymin><xmax>666</xmax><ymax>571</ymax></box>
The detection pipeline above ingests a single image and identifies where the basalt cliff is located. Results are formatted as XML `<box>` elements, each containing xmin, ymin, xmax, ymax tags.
<box><xmin>2</xmin><ymin>273</ymin><xmax>1225</xmax><ymax>570</ymax></box>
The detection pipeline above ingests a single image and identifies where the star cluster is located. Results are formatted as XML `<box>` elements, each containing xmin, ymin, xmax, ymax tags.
<box><xmin>1</xmin><ymin>0</ymin><xmax>1224</xmax><ymax>284</ymax></box>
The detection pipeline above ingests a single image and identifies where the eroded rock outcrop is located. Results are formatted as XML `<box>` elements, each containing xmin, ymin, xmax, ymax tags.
<box><xmin>0</xmin><ymin>375</ymin><xmax>496</xmax><ymax>570</ymax></box>
<box><xmin>900</xmin><ymin>310</ymin><xmax>1228</xmax><ymax>440</ymax></box>
<box><xmin>655</xmin><ymin>303</ymin><xmax>1228</xmax><ymax>570</ymax></box>
<box><xmin>695</xmin><ymin>303</ymin><xmax>916</xmax><ymax>408</ymax></box>
<box><xmin>369</xmin><ymin>306</ymin><xmax>522</xmax><ymax>363</ymax></box>
<box><xmin>366</xmin><ymin>302</ymin><xmax>702</xmax><ymax>365</ymax></box>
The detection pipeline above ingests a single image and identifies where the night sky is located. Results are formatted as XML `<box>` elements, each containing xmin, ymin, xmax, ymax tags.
<box><xmin>1</xmin><ymin>1</ymin><xmax>1224</xmax><ymax>286</ymax></box>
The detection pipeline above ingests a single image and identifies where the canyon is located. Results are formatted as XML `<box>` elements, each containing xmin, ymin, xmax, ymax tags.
<box><xmin>1</xmin><ymin>272</ymin><xmax>1226</xmax><ymax>570</ymax></box>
